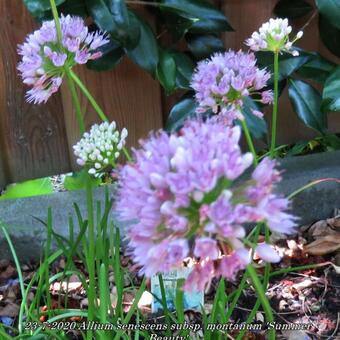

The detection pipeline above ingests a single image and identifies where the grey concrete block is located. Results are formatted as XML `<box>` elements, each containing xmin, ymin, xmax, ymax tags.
<box><xmin>277</xmin><ymin>150</ymin><xmax>340</xmax><ymax>226</ymax></box>
<box><xmin>0</xmin><ymin>151</ymin><xmax>339</xmax><ymax>261</ymax></box>
<box><xmin>0</xmin><ymin>185</ymin><xmax>130</xmax><ymax>261</ymax></box>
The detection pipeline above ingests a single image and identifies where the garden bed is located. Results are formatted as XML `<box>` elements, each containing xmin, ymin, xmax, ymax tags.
<box><xmin>1</xmin><ymin>150</ymin><xmax>340</xmax><ymax>261</ymax></box>
<box><xmin>1</xmin><ymin>212</ymin><xmax>339</xmax><ymax>339</ymax></box>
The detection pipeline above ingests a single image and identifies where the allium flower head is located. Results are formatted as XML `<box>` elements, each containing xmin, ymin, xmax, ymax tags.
<box><xmin>18</xmin><ymin>15</ymin><xmax>109</xmax><ymax>104</ymax></box>
<box><xmin>73</xmin><ymin>121</ymin><xmax>128</xmax><ymax>175</ymax></box>
<box><xmin>116</xmin><ymin>119</ymin><xmax>297</xmax><ymax>290</ymax></box>
<box><xmin>191</xmin><ymin>50</ymin><xmax>273</xmax><ymax>125</ymax></box>
<box><xmin>245</xmin><ymin>18</ymin><xmax>303</xmax><ymax>55</ymax></box>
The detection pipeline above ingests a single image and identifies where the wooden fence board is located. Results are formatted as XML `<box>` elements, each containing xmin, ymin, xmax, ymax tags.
<box><xmin>221</xmin><ymin>0</ymin><xmax>340</xmax><ymax>145</ymax></box>
<box><xmin>0</xmin><ymin>0</ymin><xmax>72</xmax><ymax>187</ymax></box>
<box><xmin>0</xmin><ymin>0</ymin><xmax>163</xmax><ymax>185</ymax></box>
<box><xmin>0</xmin><ymin>0</ymin><xmax>339</xmax><ymax>187</ymax></box>
<box><xmin>61</xmin><ymin>59</ymin><xmax>163</xmax><ymax>168</ymax></box>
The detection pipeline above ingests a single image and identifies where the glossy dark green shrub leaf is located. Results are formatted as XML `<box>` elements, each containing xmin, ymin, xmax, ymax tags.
<box><xmin>127</xmin><ymin>14</ymin><xmax>159</xmax><ymax>76</ymax></box>
<box><xmin>157</xmin><ymin>49</ymin><xmax>177</xmax><ymax>93</ymax></box>
<box><xmin>0</xmin><ymin>178</ymin><xmax>53</xmax><ymax>200</ymax></box>
<box><xmin>87</xmin><ymin>40</ymin><xmax>125</xmax><ymax>71</ymax></box>
<box><xmin>274</xmin><ymin>0</ymin><xmax>313</xmax><ymax>19</ymax></box>
<box><xmin>23</xmin><ymin>0</ymin><xmax>66</xmax><ymax>15</ymax></box>
<box><xmin>256</xmin><ymin>52</ymin><xmax>312</xmax><ymax>83</ymax></box>
<box><xmin>241</xmin><ymin>97</ymin><xmax>268</xmax><ymax>143</ymax></box>
<box><xmin>110</xmin><ymin>6</ymin><xmax>140</xmax><ymax>49</ymax></box>
<box><xmin>85</xmin><ymin>0</ymin><xmax>116</xmax><ymax>32</ymax></box>
<box><xmin>322</xmin><ymin>66</ymin><xmax>340</xmax><ymax>112</ymax></box>
<box><xmin>64</xmin><ymin>169</ymin><xmax>101</xmax><ymax>191</ymax></box>
<box><xmin>162</xmin><ymin>11</ymin><xmax>197</xmax><ymax>42</ymax></box>
<box><xmin>316</xmin><ymin>0</ymin><xmax>340</xmax><ymax>29</ymax></box>
<box><xmin>187</xmin><ymin>34</ymin><xmax>224</xmax><ymax>59</ymax></box>
<box><xmin>166</xmin><ymin>93</ymin><xmax>199</xmax><ymax>131</ymax></box>
<box><xmin>59</xmin><ymin>0</ymin><xmax>88</xmax><ymax>17</ymax></box>
<box><xmin>297</xmin><ymin>52</ymin><xmax>336</xmax><ymax>83</ymax></box>
<box><xmin>319</xmin><ymin>14</ymin><xmax>340</xmax><ymax>57</ymax></box>
<box><xmin>172</xmin><ymin>52</ymin><xmax>195</xmax><ymax>89</ymax></box>
<box><xmin>322</xmin><ymin>134</ymin><xmax>340</xmax><ymax>150</ymax></box>
<box><xmin>288</xmin><ymin>79</ymin><xmax>327</xmax><ymax>133</ymax></box>
<box><xmin>31</xmin><ymin>0</ymin><xmax>88</xmax><ymax>21</ymax></box>
<box><xmin>106</xmin><ymin>0</ymin><xmax>129</xmax><ymax>26</ymax></box>
<box><xmin>160</xmin><ymin>0</ymin><xmax>233</xmax><ymax>33</ymax></box>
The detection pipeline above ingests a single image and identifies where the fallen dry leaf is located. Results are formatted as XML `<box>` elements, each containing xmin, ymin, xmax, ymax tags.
<box><xmin>0</xmin><ymin>301</ymin><xmax>19</xmax><ymax>317</ymax></box>
<box><xmin>326</xmin><ymin>216</ymin><xmax>340</xmax><ymax>229</ymax></box>
<box><xmin>304</xmin><ymin>234</ymin><xmax>340</xmax><ymax>255</ymax></box>
<box><xmin>0</xmin><ymin>265</ymin><xmax>16</xmax><ymax>284</ymax></box>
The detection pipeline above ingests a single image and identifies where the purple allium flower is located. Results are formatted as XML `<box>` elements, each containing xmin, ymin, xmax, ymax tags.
<box><xmin>245</xmin><ymin>18</ymin><xmax>303</xmax><ymax>55</ymax></box>
<box><xmin>183</xmin><ymin>261</ymin><xmax>215</xmax><ymax>292</ymax></box>
<box><xmin>191</xmin><ymin>50</ymin><xmax>272</xmax><ymax>124</ymax></box>
<box><xmin>219</xmin><ymin>248</ymin><xmax>250</xmax><ymax>280</ymax></box>
<box><xmin>255</xmin><ymin>243</ymin><xmax>281</xmax><ymax>263</ymax></box>
<box><xmin>18</xmin><ymin>15</ymin><xmax>109</xmax><ymax>104</ymax></box>
<box><xmin>116</xmin><ymin>119</ymin><xmax>296</xmax><ymax>290</ymax></box>
<box><xmin>194</xmin><ymin>237</ymin><xmax>219</xmax><ymax>260</ymax></box>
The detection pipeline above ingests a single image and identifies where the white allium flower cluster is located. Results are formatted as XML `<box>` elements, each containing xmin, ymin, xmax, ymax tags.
<box><xmin>245</xmin><ymin>18</ymin><xmax>303</xmax><ymax>55</ymax></box>
<box><xmin>73</xmin><ymin>121</ymin><xmax>128</xmax><ymax>175</ymax></box>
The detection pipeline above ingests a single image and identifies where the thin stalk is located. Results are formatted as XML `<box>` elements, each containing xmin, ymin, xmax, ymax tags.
<box><xmin>270</xmin><ymin>52</ymin><xmax>279</xmax><ymax>157</ymax></box>
<box><xmin>51</xmin><ymin>0</ymin><xmax>86</xmax><ymax>135</ymax></box>
<box><xmin>64</xmin><ymin>68</ymin><xmax>85</xmax><ymax>134</ymax></box>
<box><xmin>223</xmin><ymin>223</ymin><xmax>262</xmax><ymax>322</ymax></box>
<box><xmin>270</xmin><ymin>262</ymin><xmax>331</xmax><ymax>277</ymax></box>
<box><xmin>288</xmin><ymin>177</ymin><xmax>340</xmax><ymax>200</ymax></box>
<box><xmin>49</xmin><ymin>0</ymin><xmax>62</xmax><ymax>43</ymax></box>
<box><xmin>86</xmin><ymin>181</ymin><xmax>96</xmax><ymax>340</ymax></box>
<box><xmin>1</xmin><ymin>226</ymin><xmax>27</xmax><ymax>334</ymax></box>
<box><xmin>123</xmin><ymin>147</ymin><xmax>132</xmax><ymax>162</ymax></box>
<box><xmin>224</xmin><ymin>273</ymin><xmax>248</xmax><ymax>321</ymax></box>
<box><xmin>246</xmin><ymin>265</ymin><xmax>275</xmax><ymax>340</ymax></box>
<box><xmin>69</xmin><ymin>70</ymin><xmax>109</xmax><ymax>122</ymax></box>
<box><xmin>263</xmin><ymin>225</ymin><xmax>271</xmax><ymax>291</ymax></box>
<box><xmin>237</xmin><ymin>262</ymin><xmax>331</xmax><ymax>340</ymax></box>
<box><xmin>241</xmin><ymin>119</ymin><xmax>258</xmax><ymax>165</ymax></box>
<box><xmin>236</xmin><ymin>299</ymin><xmax>261</xmax><ymax>340</ymax></box>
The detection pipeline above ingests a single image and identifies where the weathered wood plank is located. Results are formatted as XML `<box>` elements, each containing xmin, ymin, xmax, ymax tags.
<box><xmin>221</xmin><ymin>0</ymin><xmax>340</xmax><ymax>144</ymax></box>
<box><xmin>0</xmin><ymin>0</ymin><xmax>71</xmax><ymax>185</ymax></box>
<box><xmin>61</xmin><ymin>57</ymin><xmax>164</xmax><ymax>168</ymax></box>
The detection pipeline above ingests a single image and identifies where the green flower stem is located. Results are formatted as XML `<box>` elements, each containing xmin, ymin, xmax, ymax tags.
<box><xmin>224</xmin><ymin>223</ymin><xmax>262</xmax><ymax>322</ymax></box>
<box><xmin>64</xmin><ymin>68</ymin><xmax>85</xmax><ymax>134</ymax></box>
<box><xmin>69</xmin><ymin>70</ymin><xmax>109</xmax><ymax>123</ymax></box>
<box><xmin>246</xmin><ymin>265</ymin><xmax>275</xmax><ymax>340</ymax></box>
<box><xmin>240</xmin><ymin>119</ymin><xmax>258</xmax><ymax>165</ymax></box>
<box><xmin>86</xmin><ymin>181</ymin><xmax>96</xmax><ymax>340</ymax></box>
<box><xmin>270</xmin><ymin>262</ymin><xmax>331</xmax><ymax>277</ymax></box>
<box><xmin>49</xmin><ymin>0</ymin><xmax>85</xmax><ymax>134</ymax></box>
<box><xmin>288</xmin><ymin>177</ymin><xmax>340</xmax><ymax>200</ymax></box>
<box><xmin>236</xmin><ymin>300</ymin><xmax>261</xmax><ymax>340</ymax></box>
<box><xmin>49</xmin><ymin>0</ymin><xmax>62</xmax><ymax>43</ymax></box>
<box><xmin>263</xmin><ymin>224</ymin><xmax>271</xmax><ymax>290</ymax></box>
<box><xmin>123</xmin><ymin>146</ymin><xmax>132</xmax><ymax>162</ymax></box>
<box><xmin>224</xmin><ymin>273</ymin><xmax>248</xmax><ymax>321</ymax></box>
<box><xmin>270</xmin><ymin>52</ymin><xmax>279</xmax><ymax>158</ymax></box>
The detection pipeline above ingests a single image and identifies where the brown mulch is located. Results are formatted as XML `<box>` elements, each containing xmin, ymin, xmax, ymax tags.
<box><xmin>1</xmin><ymin>213</ymin><xmax>340</xmax><ymax>339</ymax></box>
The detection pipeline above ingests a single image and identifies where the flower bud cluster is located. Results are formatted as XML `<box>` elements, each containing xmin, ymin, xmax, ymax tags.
<box><xmin>245</xmin><ymin>18</ymin><xmax>303</xmax><ymax>55</ymax></box>
<box><xmin>73</xmin><ymin>121</ymin><xmax>128</xmax><ymax>175</ymax></box>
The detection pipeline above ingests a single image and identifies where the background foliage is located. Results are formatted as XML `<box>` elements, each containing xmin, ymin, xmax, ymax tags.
<box><xmin>24</xmin><ymin>0</ymin><xmax>340</xmax><ymax>152</ymax></box>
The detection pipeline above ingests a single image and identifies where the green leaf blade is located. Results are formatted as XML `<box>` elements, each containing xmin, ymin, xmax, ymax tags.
<box><xmin>274</xmin><ymin>0</ymin><xmax>313</xmax><ymax>19</ymax></box>
<box><xmin>288</xmin><ymin>79</ymin><xmax>327</xmax><ymax>134</ymax></box>
<box><xmin>316</xmin><ymin>0</ymin><xmax>340</xmax><ymax>29</ymax></box>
